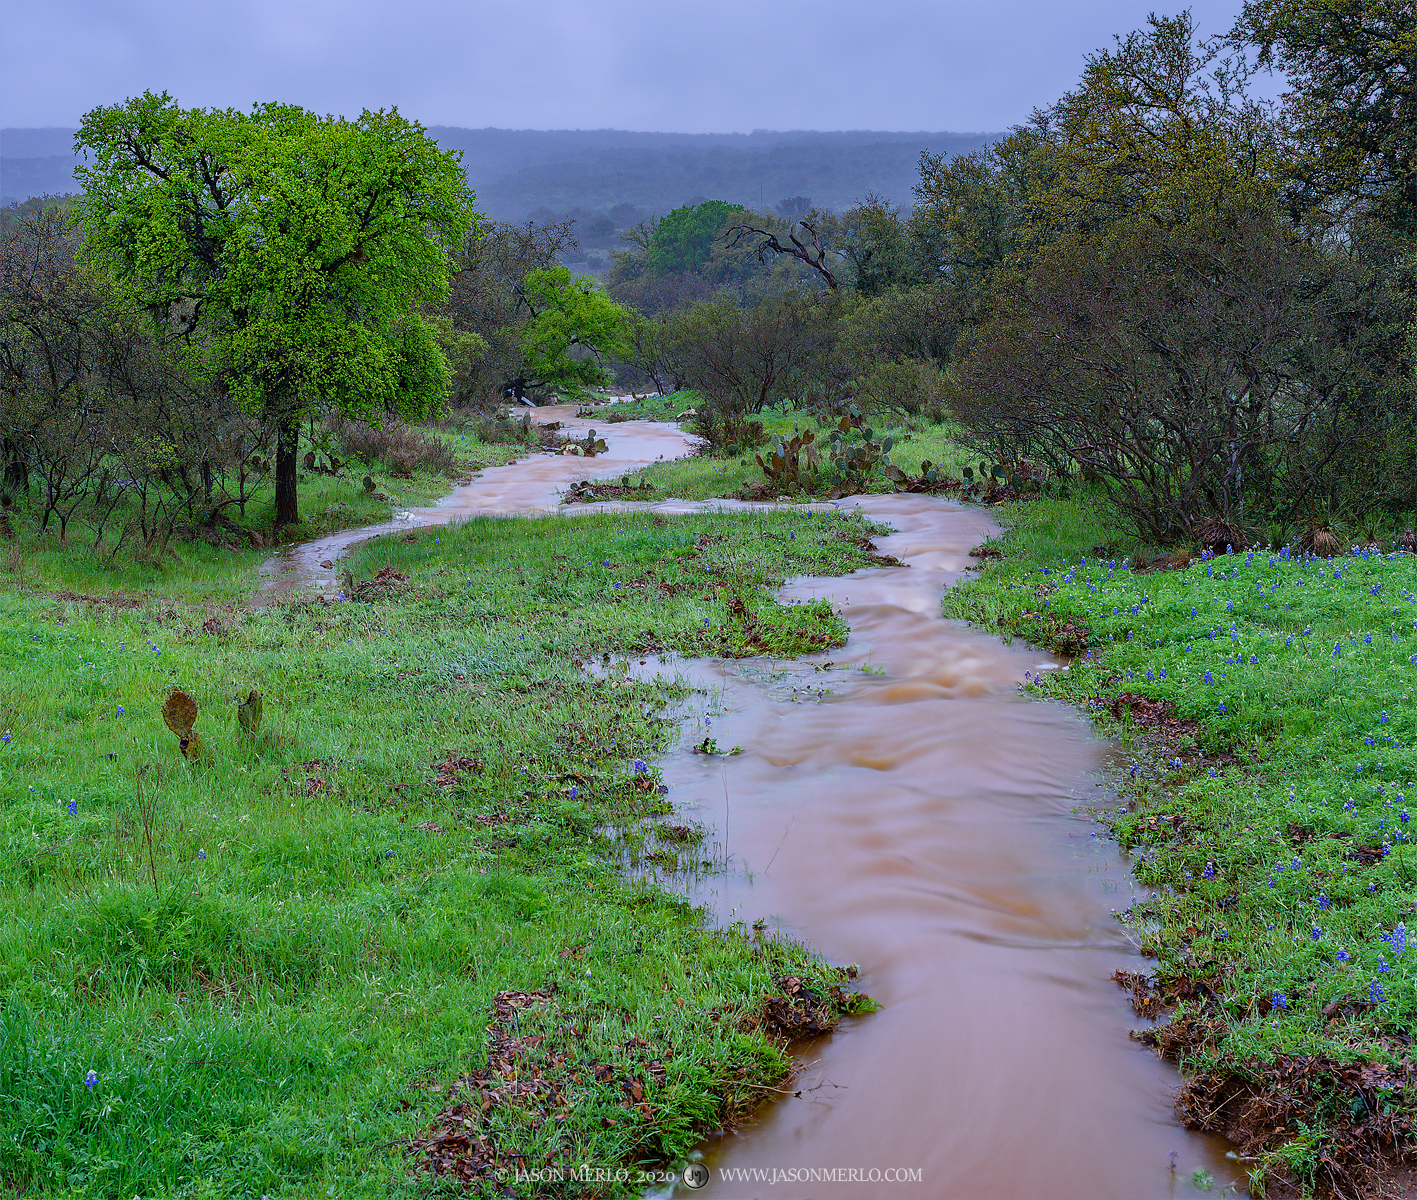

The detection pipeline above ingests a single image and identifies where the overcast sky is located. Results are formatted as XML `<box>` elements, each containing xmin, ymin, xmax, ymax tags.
<box><xmin>3</xmin><ymin>0</ymin><xmax>1272</xmax><ymax>134</ymax></box>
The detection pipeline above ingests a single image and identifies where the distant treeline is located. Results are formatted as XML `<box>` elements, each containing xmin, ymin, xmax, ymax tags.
<box><xmin>1</xmin><ymin>126</ymin><xmax>997</xmax><ymax>220</ymax></box>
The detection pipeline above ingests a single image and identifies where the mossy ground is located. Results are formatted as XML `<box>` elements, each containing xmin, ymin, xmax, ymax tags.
<box><xmin>0</xmin><ymin>504</ymin><xmax>885</xmax><ymax>1197</ymax></box>
<box><xmin>948</xmin><ymin>495</ymin><xmax>1417</xmax><ymax>1196</ymax></box>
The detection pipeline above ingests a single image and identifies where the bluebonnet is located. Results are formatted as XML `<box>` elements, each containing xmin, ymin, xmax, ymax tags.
<box><xmin>1272</xmin><ymin>992</ymin><xmax>1287</xmax><ymax>1009</ymax></box>
<box><xmin>84</xmin><ymin>1070</ymin><xmax>97</xmax><ymax>1089</ymax></box>
<box><xmin>1337</xmin><ymin>949</ymin><xmax>1350</xmax><ymax>963</ymax></box>
<box><xmin>67</xmin><ymin>800</ymin><xmax>77</xmax><ymax>817</ymax></box>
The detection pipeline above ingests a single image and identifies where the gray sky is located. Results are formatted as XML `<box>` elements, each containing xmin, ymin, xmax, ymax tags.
<box><xmin>4</xmin><ymin>0</ymin><xmax>1271</xmax><ymax>133</ymax></box>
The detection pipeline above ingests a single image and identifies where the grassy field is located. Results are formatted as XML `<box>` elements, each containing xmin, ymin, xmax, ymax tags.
<box><xmin>947</xmin><ymin>496</ymin><xmax>1417</xmax><ymax>1196</ymax></box>
<box><xmin>0</xmin><ymin>504</ymin><xmax>884</xmax><ymax>1197</ymax></box>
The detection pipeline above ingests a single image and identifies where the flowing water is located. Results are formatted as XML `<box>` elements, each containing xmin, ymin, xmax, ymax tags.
<box><xmin>259</xmin><ymin>411</ymin><xmax>1244</xmax><ymax>1198</ymax></box>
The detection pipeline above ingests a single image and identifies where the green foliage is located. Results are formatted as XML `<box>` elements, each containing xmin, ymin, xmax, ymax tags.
<box><xmin>755</xmin><ymin>430</ymin><xmax>819</xmax><ymax>492</ymax></box>
<box><xmin>648</xmin><ymin>201</ymin><xmax>746</xmax><ymax>275</ymax></box>
<box><xmin>517</xmin><ymin>267</ymin><xmax>631</xmax><ymax>398</ymax></box>
<box><xmin>72</xmin><ymin>91</ymin><xmax>480</xmax><ymax>524</ymax></box>
<box><xmin>1232</xmin><ymin>0</ymin><xmax>1417</xmax><ymax>232</ymax></box>
<box><xmin>236</xmin><ymin>690</ymin><xmax>263</xmax><ymax>738</ymax></box>
<box><xmin>825</xmin><ymin>406</ymin><xmax>895</xmax><ymax>488</ymax></box>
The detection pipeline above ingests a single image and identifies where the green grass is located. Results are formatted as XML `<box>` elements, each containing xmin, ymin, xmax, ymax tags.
<box><xmin>608</xmin><ymin>410</ymin><xmax>976</xmax><ymax>503</ymax></box>
<box><xmin>0</xmin><ymin>505</ymin><xmax>883</xmax><ymax>1197</ymax></box>
<box><xmin>591</xmin><ymin>391</ymin><xmax>698</xmax><ymax>424</ymax></box>
<box><xmin>4</xmin><ymin>432</ymin><xmax>529</xmax><ymax>604</ymax></box>
<box><xmin>948</xmin><ymin>496</ymin><xmax>1417</xmax><ymax>1192</ymax></box>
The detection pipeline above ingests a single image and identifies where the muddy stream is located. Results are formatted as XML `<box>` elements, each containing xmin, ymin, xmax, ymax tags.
<box><xmin>260</xmin><ymin>409</ymin><xmax>1243</xmax><ymax>1198</ymax></box>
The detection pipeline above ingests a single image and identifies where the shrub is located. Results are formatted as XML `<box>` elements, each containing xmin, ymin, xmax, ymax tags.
<box><xmin>332</xmin><ymin>420</ymin><xmax>461</xmax><ymax>478</ymax></box>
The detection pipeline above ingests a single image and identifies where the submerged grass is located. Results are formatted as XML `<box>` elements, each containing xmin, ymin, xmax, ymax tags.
<box><xmin>948</xmin><ymin>496</ymin><xmax>1417</xmax><ymax>1195</ymax></box>
<box><xmin>0</xmin><ymin>505</ymin><xmax>882</xmax><ymax>1197</ymax></box>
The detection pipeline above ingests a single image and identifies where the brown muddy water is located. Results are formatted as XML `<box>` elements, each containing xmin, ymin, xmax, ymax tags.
<box><xmin>258</xmin><ymin>407</ymin><xmax>693</xmax><ymax>597</ymax></box>
<box><xmin>259</xmin><ymin>410</ymin><xmax>1245</xmax><ymax>1199</ymax></box>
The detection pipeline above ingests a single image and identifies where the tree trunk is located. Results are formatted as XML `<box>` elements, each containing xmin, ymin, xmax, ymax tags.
<box><xmin>2</xmin><ymin>437</ymin><xmax>28</xmax><ymax>494</ymax></box>
<box><xmin>275</xmin><ymin>415</ymin><xmax>300</xmax><ymax>529</ymax></box>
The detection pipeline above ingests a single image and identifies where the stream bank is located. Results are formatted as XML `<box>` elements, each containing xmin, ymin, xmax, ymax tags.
<box><xmin>262</xmin><ymin>412</ymin><xmax>1244</xmax><ymax>1197</ymax></box>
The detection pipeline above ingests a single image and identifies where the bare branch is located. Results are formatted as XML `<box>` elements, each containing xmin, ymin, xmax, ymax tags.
<box><xmin>724</xmin><ymin>220</ymin><xmax>839</xmax><ymax>291</ymax></box>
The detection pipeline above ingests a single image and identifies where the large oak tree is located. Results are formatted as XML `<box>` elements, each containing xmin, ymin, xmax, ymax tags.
<box><xmin>73</xmin><ymin>91</ymin><xmax>479</xmax><ymax>528</ymax></box>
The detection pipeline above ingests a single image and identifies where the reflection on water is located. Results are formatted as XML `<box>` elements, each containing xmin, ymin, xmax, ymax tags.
<box><xmin>259</xmin><ymin>417</ymin><xmax>1243</xmax><ymax>1199</ymax></box>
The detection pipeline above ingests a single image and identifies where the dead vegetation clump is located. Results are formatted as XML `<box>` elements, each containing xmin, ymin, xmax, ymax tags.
<box><xmin>1297</xmin><ymin>521</ymin><xmax>1344</xmax><ymax>559</ymax></box>
<box><xmin>1194</xmin><ymin>516</ymin><xmax>1246</xmax><ymax>557</ymax></box>
<box><xmin>349</xmin><ymin>565</ymin><xmax>412</xmax><ymax>602</ymax></box>
<box><xmin>334</xmin><ymin>419</ymin><xmax>463</xmax><ymax>478</ymax></box>
<box><xmin>562</xmin><ymin>478</ymin><xmax>656</xmax><ymax>504</ymax></box>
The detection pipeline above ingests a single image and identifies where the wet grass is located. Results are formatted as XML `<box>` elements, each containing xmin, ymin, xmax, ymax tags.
<box><xmin>0</xmin><ymin>505</ymin><xmax>882</xmax><ymax>1197</ymax></box>
<box><xmin>948</xmin><ymin>495</ymin><xmax>1417</xmax><ymax>1194</ymax></box>
<box><xmin>3</xmin><ymin>431</ymin><xmax>527</xmax><ymax>605</ymax></box>
<box><xmin>591</xmin><ymin>391</ymin><xmax>698</xmax><ymax>423</ymax></box>
<box><xmin>609</xmin><ymin>412</ymin><xmax>975</xmax><ymax>503</ymax></box>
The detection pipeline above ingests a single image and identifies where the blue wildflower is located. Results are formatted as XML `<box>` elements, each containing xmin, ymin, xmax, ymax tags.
<box><xmin>67</xmin><ymin>800</ymin><xmax>77</xmax><ymax>817</ymax></box>
<box><xmin>1272</xmin><ymin>992</ymin><xmax>1287</xmax><ymax>1010</ymax></box>
<box><xmin>84</xmin><ymin>1070</ymin><xmax>97</xmax><ymax>1089</ymax></box>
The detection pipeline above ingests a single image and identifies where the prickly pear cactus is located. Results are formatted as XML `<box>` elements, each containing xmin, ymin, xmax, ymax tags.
<box><xmin>162</xmin><ymin>689</ymin><xmax>204</xmax><ymax>759</ymax></box>
<box><xmin>236</xmin><ymin>690</ymin><xmax>263</xmax><ymax>737</ymax></box>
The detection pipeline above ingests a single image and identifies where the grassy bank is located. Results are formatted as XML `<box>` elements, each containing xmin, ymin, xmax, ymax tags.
<box><xmin>570</xmin><ymin>408</ymin><xmax>975</xmax><ymax>504</ymax></box>
<box><xmin>4</xmin><ymin>430</ymin><xmax>527</xmax><ymax>604</ymax></box>
<box><xmin>0</xmin><ymin>505</ymin><xmax>882</xmax><ymax>1197</ymax></box>
<box><xmin>948</xmin><ymin>497</ymin><xmax>1417</xmax><ymax>1196</ymax></box>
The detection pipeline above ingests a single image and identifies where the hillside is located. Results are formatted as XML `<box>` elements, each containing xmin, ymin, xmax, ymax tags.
<box><xmin>2</xmin><ymin>125</ymin><xmax>996</xmax><ymax>218</ymax></box>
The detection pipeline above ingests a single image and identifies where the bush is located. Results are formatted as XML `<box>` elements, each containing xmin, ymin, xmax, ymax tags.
<box><xmin>332</xmin><ymin>420</ymin><xmax>461</xmax><ymax>478</ymax></box>
<box><xmin>855</xmin><ymin>358</ymin><xmax>950</xmax><ymax>422</ymax></box>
